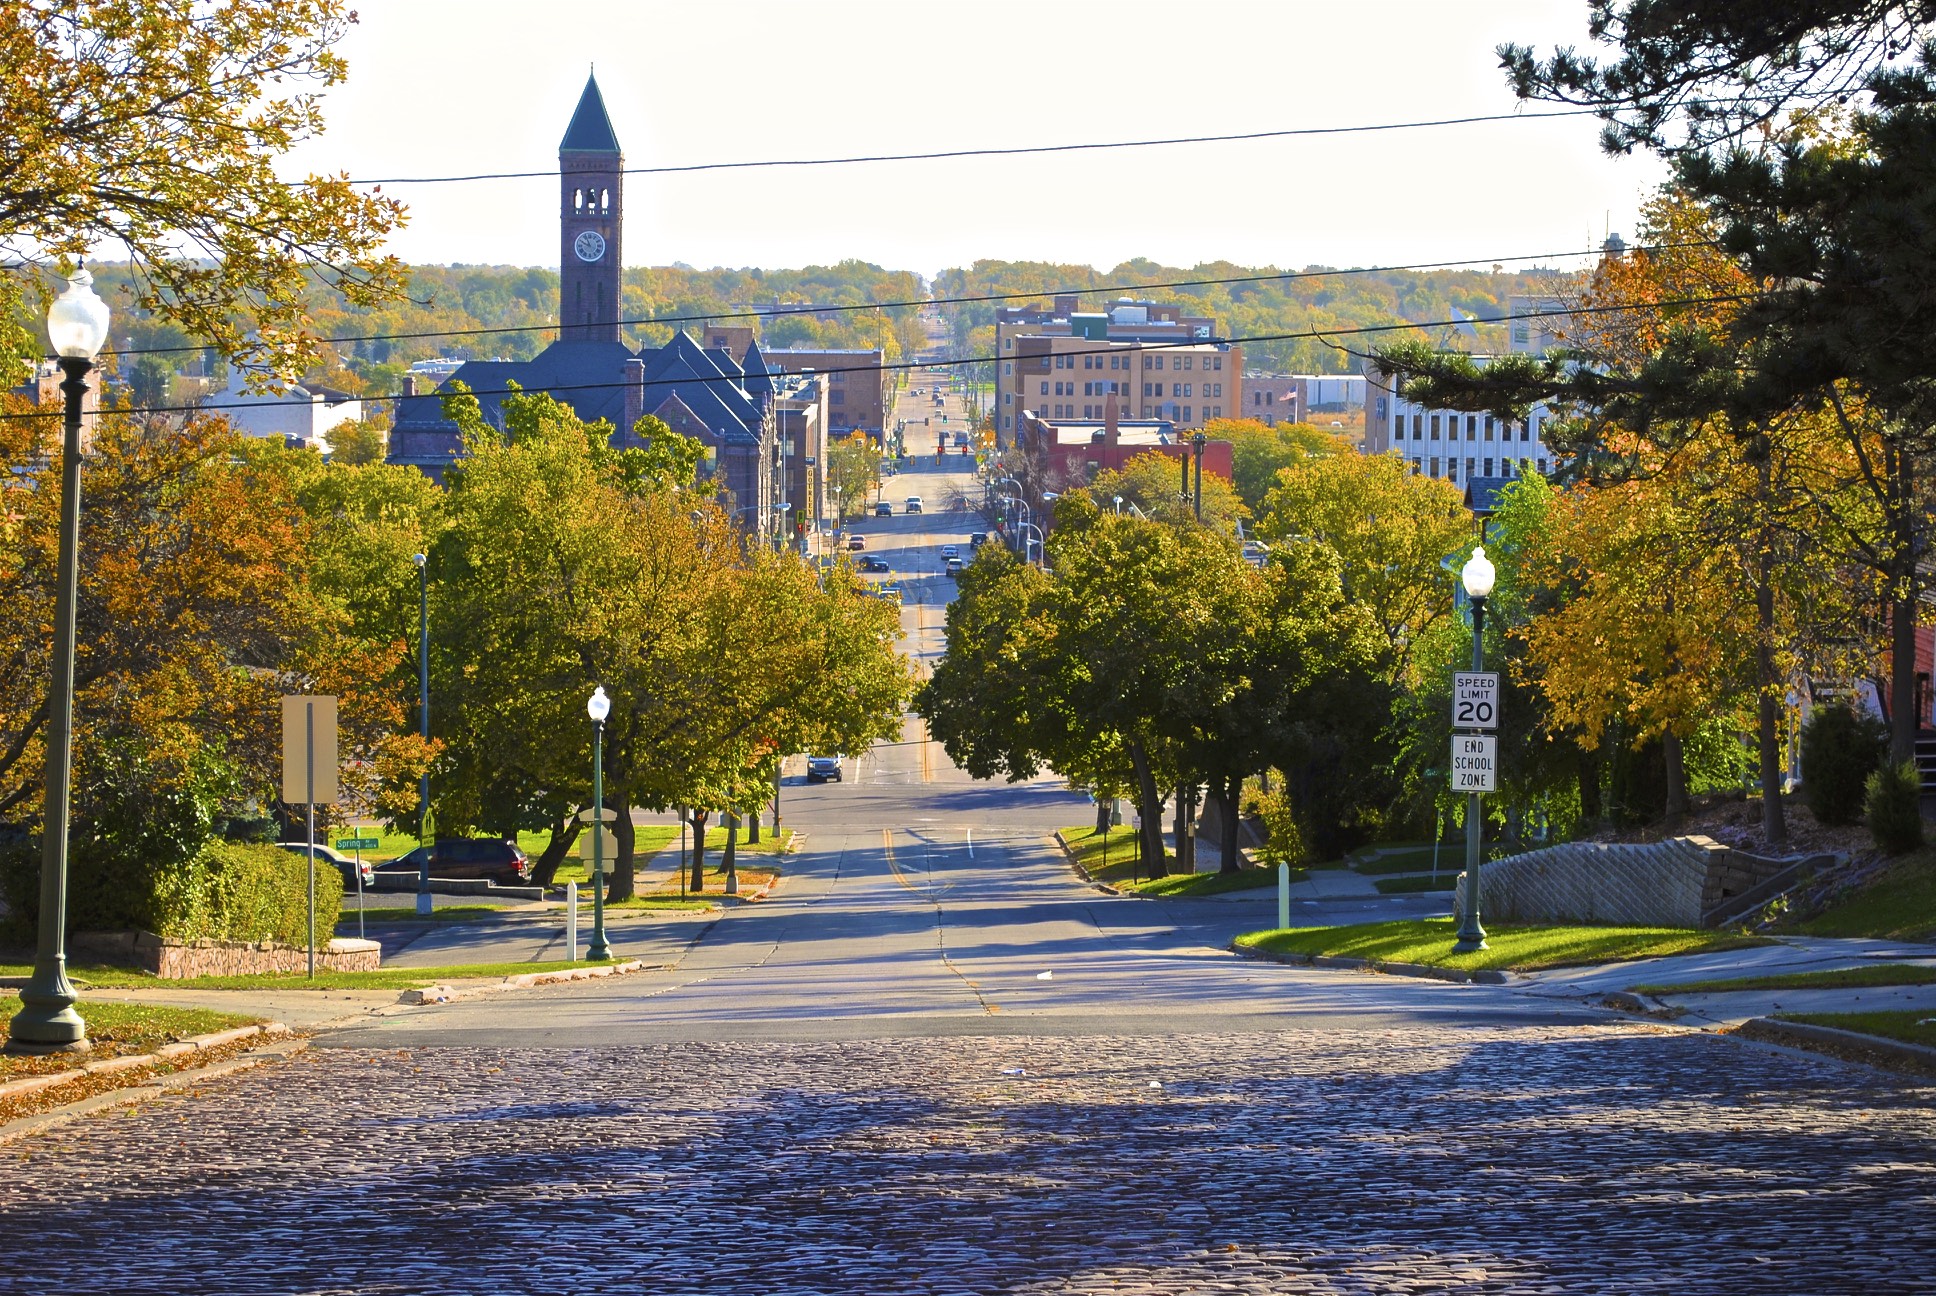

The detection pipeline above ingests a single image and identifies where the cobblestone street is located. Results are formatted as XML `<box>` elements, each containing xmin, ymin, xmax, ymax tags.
<box><xmin>5</xmin><ymin>1024</ymin><xmax>1932</xmax><ymax>1295</ymax></box>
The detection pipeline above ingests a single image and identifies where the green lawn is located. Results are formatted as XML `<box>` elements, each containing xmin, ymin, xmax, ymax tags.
<box><xmin>546</xmin><ymin>825</ymin><xmax>682</xmax><ymax>885</ymax></box>
<box><xmin>2</xmin><ymin>994</ymin><xmax>262</xmax><ymax>1077</ymax></box>
<box><xmin>1779</xmin><ymin>1009</ymin><xmax>1936</xmax><ymax>1050</ymax></box>
<box><xmin>1060</xmin><ymin>826</ymin><xmax>1292</xmax><ymax>896</ymax></box>
<box><xmin>1794</xmin><ymin>850</ymin><xmax>1936</xmax><ymax>941</ymax></box>
<box><xmin>1235</xmin><ymin>917</ymin><xmax>1769</xmax><ymax>973</ymax></box>
<box><xmin>1061</xmin><ymin>825</ymin><xmax>1173</xmax><ymax>885</ymax></box>
<box><xmin>1350</xmin><ymin>848</ymin><xmax>1459</xmax><ymax>876</ymax></box>
<box><xmin>1123</xmin><ymin>869</ymin><xmax>1290</xmax><ymax>898</ymax></box>
<box><xmin>1632</xmin><ymin>963</ymin><xmax>1936</xmax><ymax>995</ymax></box>
<box><xmin>335</xmin><ymin>904</ymin><xmax>515</xmax><ymax>925</ymax></box>
<box><xmin>1374</xmin><ymin>874</ymin><xmax>1460</xmax><ymax>894</ymax></box>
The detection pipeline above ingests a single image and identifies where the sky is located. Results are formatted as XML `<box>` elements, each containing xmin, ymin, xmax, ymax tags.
<box><xmin>282</xmin><ymin>0</ymin><xmax>1669</xmax><ymax>278</ymax></box>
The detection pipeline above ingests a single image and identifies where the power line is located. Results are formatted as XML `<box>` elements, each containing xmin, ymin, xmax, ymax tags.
<box><xmin>3</xmin><ymin>293</ymin><xmax>1759</xmax><ymax>423</ymax></box>
<box><xmin>336</xmin><ymin>110</ymin><xmax>1604</xmax><ymax>187</ymax></box>
<box><xmin>101</xmin><ymin>241</ymin><xmax>1702</xmax><ymax>361</ymax></box>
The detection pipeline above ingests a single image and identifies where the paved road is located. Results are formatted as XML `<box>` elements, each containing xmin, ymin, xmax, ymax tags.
<box><xmin>6</xmin><ymin>318</ymin><xmax>1936</xmax><ymax>1291</ymax></box>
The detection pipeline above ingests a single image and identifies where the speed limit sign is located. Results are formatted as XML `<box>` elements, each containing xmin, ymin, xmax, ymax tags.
<box><xmin>1453</xmin><ymin>672</ymin><xmax>1499</xmax><ymax>731</ymax></box>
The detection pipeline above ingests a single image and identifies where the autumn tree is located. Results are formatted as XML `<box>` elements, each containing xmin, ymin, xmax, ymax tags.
<box><xmin>826</xmin><ymin>431</ymin><xmax>882</xmax><ymax>521</ymax></box>
<box><xmin>1204</xmin><ymin>417</ymin><xmax>1345</xmax><ymax>513</ymax></box>
<box><xmin>0</xmin><ymin>412</ymin><xmax>426</xmax><ymax>930</ymax></box>
<box><xmin>1087</xmin><ymin>449</ymin><xmax>1248</xmax><ymax>533</ymax></box>
<box><xmin>1</xmin><ymin>0</ymin><xmax>405</xmax><ymax>379</ymax></box>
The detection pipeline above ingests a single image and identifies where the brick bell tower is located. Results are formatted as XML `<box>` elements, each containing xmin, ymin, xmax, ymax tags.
<box><xmin>559</xmin><ymin>71</ymin><xmax>622</xmax><ymax>344</ymax></box>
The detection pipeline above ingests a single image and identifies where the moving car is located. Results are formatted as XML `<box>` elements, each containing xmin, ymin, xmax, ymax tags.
<box><xmin>877</xmin><ymin>585</ymin><xmax>902</xmax><ymax>603</ymax></box>
<box><xmin>278</xmin><ymin>842</ymin><xmax>373</xmax><ymax>891</ymax></box>
<box><xmin>858</xmin><ymin>555</ymin><xmax>890</xmax><ymax>572</ymax></box>
<box><xmin>847</xmin><ymin>533</ymin><xmax>867</xmax><ymax>550</ymax></box>
<box><xmin>805</xmin><ymin>755</ymin><xmax>843</xmax><ymax>783</ymax></box>
<box><xmin>944</xmin><ymin>556</ymin><xmax>963</xmax><ymax>577</ymax></box>
<box><xmin>940</xmin><ymin>544</ymin><xmax>959</xmax><ymax>560</ymax></box>
<box><xmin>905</xmin><ymin>496</ymin><xmax>923</xmax><ymax>514</ymax></box>
<box><xmin>969</xmin><ymin>532</ymin><xmax>988</xmax><ymax>548</ymax></box>
<box><xmin>874</xmin><ymin>501</ymin><xmax>892</xmax><ymax>518</ymax></box>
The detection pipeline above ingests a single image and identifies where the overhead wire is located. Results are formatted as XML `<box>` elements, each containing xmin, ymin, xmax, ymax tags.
<box><xmin>0</xmin><ymin>292</ymin><xmax>1762</xmax><ymax>423</ymax></box>
<box><xmin>95</xmin><ymin>240</ymin><xmax>1713</xmax><ymax>361</ymax></box>
<box><xmin>331</xmin><ymin>109</ymin><xmax>1607</xmax><ymax>187</ymax></box>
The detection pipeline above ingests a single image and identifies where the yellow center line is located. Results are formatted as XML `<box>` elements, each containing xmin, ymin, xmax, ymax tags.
<box><xmin>882</xmin><ymin>826</ymin><xmax>922</xmax><ymax>896</ymax></box>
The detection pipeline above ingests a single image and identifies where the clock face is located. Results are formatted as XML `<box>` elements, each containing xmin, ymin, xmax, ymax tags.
<box><xmin>573</xmin><ymin>229</ymin><xmax>607</xmax><ymax>262</ymax></box>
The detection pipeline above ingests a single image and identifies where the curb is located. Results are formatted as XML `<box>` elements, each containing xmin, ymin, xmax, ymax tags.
<box><xmin>0</xmin><ymin>1024</ymin><xmax>301</xmax><ymax>1146</ymax></box>
<box><xmin>398</xmin><ymin>958</ymin><xmax>646</xmax><ymax>1005</ymax></box>
<box><xmin>1231</xmin><ymin>941</ymin><xmax>1512</xmax><ymax>985</ymax></box>
<box><xmin>1732</xmin><ymin>1016</ymin><xmax>1936</xmax><ymax>1080</ymax></box>
<box><xmin>1052</xmin><ymin>829</ymin><xmax>1122</xmax><ymax>896</ymax></box>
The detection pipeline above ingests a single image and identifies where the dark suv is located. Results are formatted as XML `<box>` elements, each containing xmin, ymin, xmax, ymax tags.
<box><xmin>387</xmin><ymin>838</ymin><xmax>532</xmax><ymax>885</ymax></box>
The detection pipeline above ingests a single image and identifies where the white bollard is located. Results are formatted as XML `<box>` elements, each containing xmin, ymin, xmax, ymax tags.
<box><xmin>567</xmin><ymin>881</ymin><xmax>580</xmax><ymax>962</ymax></box>
<box><xmin>1278</xmin><ymin>862</ymin><xmax>1290</xmax><ymax>931</ymax></box>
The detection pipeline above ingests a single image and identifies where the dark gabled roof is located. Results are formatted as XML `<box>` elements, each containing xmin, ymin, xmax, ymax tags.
<box><xmin>741</xmin><ymin>339</ymin><xmax>774</xmax><ymax>398</ymax></box>
<box><xmin>390</xmin><ymin>341</ymin><xmax>636</xmax><ymax>437</ymax></box>
<box><xmin>1463</xmin><ymin>475</ymin><xmax>1518</xmax><ymax>516</ymax></box>
<box><xmin>560</xmin><ymin>73</ymin><xmax>621</xmax><ymax>154</ymax></box>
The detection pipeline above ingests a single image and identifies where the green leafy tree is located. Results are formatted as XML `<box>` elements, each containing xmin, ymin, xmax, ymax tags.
<box><xmin>326</xmin><ymin>418</ymin><xmax>387</xmax><ymax>466</ymax></box>
<box><xmin>1087</xmin><ymin>449</ymin><xmax>1248</xmax><ymax>533</ymax></box>
<box><xmin>1260</xmin><ymin>450</ymin><xmax>1470</xmax><ymax>686</ymax></box>
<box><xmin>826</xmin><ymin>431</ymin><xmax>882</xmax><ymax>521</ymax></box>
<box><xmin>1205</xmin><ymin>417</ymin><xmax>1345</xmax><ymax>513</ymax></box>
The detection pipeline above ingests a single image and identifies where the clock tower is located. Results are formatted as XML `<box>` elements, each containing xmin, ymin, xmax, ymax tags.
<box><xmin>559</xmin><ymin>72</ymin><xmax>622</xmax><ymax>344</ymax></box>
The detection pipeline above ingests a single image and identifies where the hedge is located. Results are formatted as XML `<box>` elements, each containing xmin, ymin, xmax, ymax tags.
<box><xmin>152</xmin><ymin>841</ymin><xmax>342</xmax><ymax>946</ymax></box>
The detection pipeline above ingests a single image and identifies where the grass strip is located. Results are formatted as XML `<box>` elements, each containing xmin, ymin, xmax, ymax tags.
<box><xmin>1235</xmin><ymin>917</ymin><xmax>1768</xmax><ymax>973</ymax></box>
<box><xmin>1373</xmin><ymin>874</ymin><xmax>1460</xmax><ymax>894</ymax></box>
<box><xmin>1632</xmin><ymin>963</ymin><xmax>1936</xmax><ymax>996</ymax></box>
<box><xmin>48</xmin><ymin>957</ymin><xmax>646</xmax><ymax>993</ymax></box>
<box><xmin>1</xmin><ymin>994</ymin><xmax>262</xmax><ymax>1079</ymax></box>
<box><xmin>1776</xmin><ymin>1009</ymin><xmax>1936</xmax><ymax>1050</ymax></box>
<box><xmin>336</xmin><ymin>904</ymin><xmax>515</xmax><ymax>924</ymax></box>
<box><xmin>1121</xmin><ymin>869</ymin><xmax>1290</xmax><ymax>898</ymax></box>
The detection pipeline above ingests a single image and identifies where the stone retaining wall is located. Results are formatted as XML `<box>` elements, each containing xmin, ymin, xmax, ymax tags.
<box><xmin>1452</xmin><ymin>835</ymin><xmax>1807</xmax><ymax>929</ymax></box>
<box><xmin>73</xmin><ymin>931</ymin><xmax>381</xmax><ymax>979</ymax></box>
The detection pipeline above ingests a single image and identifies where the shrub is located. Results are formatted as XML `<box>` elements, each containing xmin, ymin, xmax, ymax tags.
<box><xmin>1802</xmin><ymin>704</ymin><xmax>1888</xmax><ymax>825</ymax></box>
<box><xmin>1865</xmin><ymin>760</ymin><xmax>1925</xmax><ymax>855</ymax></box>
<box><xmin>1251</xmin><ymin>777</ymin><xmax>1309</xmax><ymax>869</ymax></box>
<box><xmin>152</xmin><ymin>841</ymin><xmax>342</xmax><ymax>946</ymax></box>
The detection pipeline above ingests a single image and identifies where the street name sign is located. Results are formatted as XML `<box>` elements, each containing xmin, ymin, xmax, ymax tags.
<box><xmin>335</xmin><ymin>837</ymin><xmax>380</xmax><ymax>851</ymax></box>
<box><xmin>1451</xmin><ymin>735</ymin><xmax>1498</xmax><ymax>792</ymax></box>
<box><xmin>1452</xmin><ymin>671</ymin><xmax>1500</xmax><ymax>731</ymax></box>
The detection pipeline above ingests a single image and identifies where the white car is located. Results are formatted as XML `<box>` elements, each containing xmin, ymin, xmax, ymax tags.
<box><xmin>940</xmin><ymin>544</ymin><xmax>959</xmax><ymax>560</ymax></box>
<box><xmin>905</xmin><ymin>496</ymin><xmax>924</xmax><ymax>514</ymax></box>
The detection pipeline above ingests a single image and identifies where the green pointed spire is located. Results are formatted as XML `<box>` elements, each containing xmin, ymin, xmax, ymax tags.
<box><xmin>560</xmin><ymin>72</ymin><xmax>620</xmax><ymax>154</ymax></box>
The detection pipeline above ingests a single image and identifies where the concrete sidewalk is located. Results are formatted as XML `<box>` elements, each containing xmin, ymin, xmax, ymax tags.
<box><xmin>1513</xmin><ymin>934</ymin><xmax>1936</xmax><ymax>1026</ymax></box>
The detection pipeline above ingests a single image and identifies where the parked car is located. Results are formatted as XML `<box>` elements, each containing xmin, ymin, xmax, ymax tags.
<box><xmin>847</xmin><ymin>533</ymin><xmax>867</xmax><ymax>550</ymax></box>
<box><xmin>905</xmin><ymin>496</ymin><xmax>924</xmax><ymax>514</ymax></box>
<box><xmin>278</xmin><ymin>842</ymin><xmax>373</xmax><ymax>891</ymax></box>
<box><xmin>806</xmin><ymin>755</ymin><xmax>843</xmax><ymax>783</ymax></box>
<box><xmin>874</xmin><ymin>501</ymin><xmax>892</xmax><ymax>518</ymax></box>
<box><xmin>858</xmin><ymin>555</ymin><xmax>890</xmax><ymax>572</ymax></box>
<box><xmin>940</xmin><ymin>544</ymin><xmax>959</xmax><ymax>560</ymax></box>
<box><xmin>379</xmin><ymin>838</ymin><xmax>531</xmax><ymax>885</ymax></box>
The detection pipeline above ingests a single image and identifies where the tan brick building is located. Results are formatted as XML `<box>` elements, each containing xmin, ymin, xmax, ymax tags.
<box><xmin>993</xmin><ymin>297</ymin><xmax>1238</xmax><ymax>443</ymax></box>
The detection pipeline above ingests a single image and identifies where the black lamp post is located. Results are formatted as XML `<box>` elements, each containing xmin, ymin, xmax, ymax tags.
<box><xmin>1453</xmin><ymin>545</ymin><xmax>1497</xmax><ymax>953</ymax></box>
<box><xmin>8</xmin><ymin>270</ymin><xmax>110</xmax><ymax>1054</ymax></box>
<box><xmin>413</xmin><ymin>551</ymin><xmax>433</xmax><ymax>917</ymax></box>
<box><xmin>1192</xmin><ymin>430</ymin><xmax>1206</xmax><ymax>522</ymax></box>
<box><xmin>586</xmin><ymin>685</ymin><xmax>613</xmax><ymax>961</ymax></box>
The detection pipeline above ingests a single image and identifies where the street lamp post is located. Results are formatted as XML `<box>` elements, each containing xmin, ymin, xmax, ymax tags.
<box><xmin>1113</xmin><ymin>495</ymin><xmax>1124</xmax><ymax>516</ymax></box>
<box><xmin>1453</xmin><ymin>545</ymin><xmax>1496</xmax><ymax>953</ymax></box>
<box><xmin>9</xmin><ymin>270</ymin><xmax>110</xmax><ymax>1053</ymax></box>
<box><xmin>1192</xmin><ymin>431</ymin><xmax>1206</xmax><ymax>522</ymax></box>
<box><xmin>1018</xmin><ymin>521</ymin><xmax>1045</xmax><ymax>566</ymax></box>
<box><xmin>586</xmin><ymin>685</ymin><xmax>613</xmax><ymax>961</ymax></box>
<box><xmin>413</xmin><ymin>551</ymin><xmax>433</xmax><ymax>917</ymax></box>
